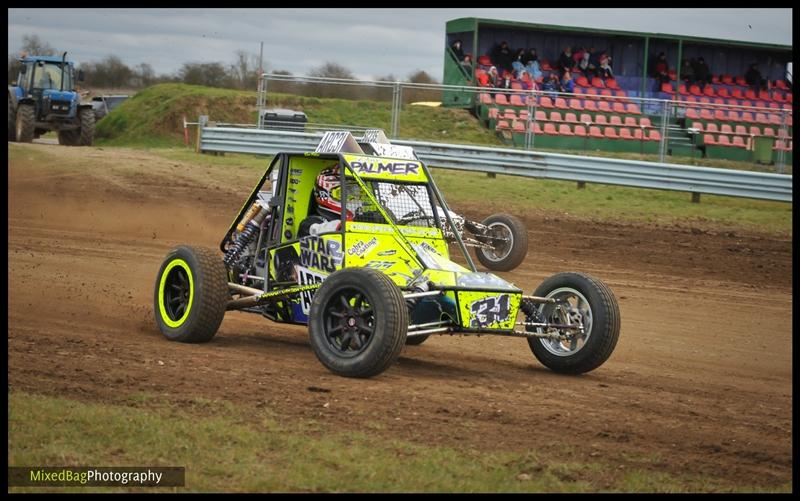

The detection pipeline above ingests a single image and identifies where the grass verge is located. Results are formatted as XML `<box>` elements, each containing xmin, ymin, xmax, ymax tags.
<box><xmin>8</xmin><ymin>392</ymin><xmax>785</xmax><ymax>493</ymax></box>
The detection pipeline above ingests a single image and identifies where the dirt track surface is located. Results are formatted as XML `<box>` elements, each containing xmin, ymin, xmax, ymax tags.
<box><xmin>8</xmin><ymin>143</ymin><xmax>793</xmax><ymax>489</ymax></box>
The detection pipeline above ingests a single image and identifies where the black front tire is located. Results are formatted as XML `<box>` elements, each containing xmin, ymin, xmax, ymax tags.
<box><xmin>308</xmin><ymin>268</ymin><xmax>408</xmax><ymax>378</ymax></box>
<box><xmin>475</xmin><ymin>213</ymin><xmax>528</xmax><ymax>272</ymax></box>
<box><xmin>15</xmin><ymin>103</ymin><xmax>35</xmax><ymax>143</ymax></box>
<box><xmin>527</xmin><ymin>272</ymin><xmax>620</xmax><ymax>374</ymax></box>
<box><xmin>154</xmin><ymin>246</ymin><xmax>229</xmax><ymax>343</ymax></box>
<box><xmin>405</xmin><ymin>334</ymin><xmax>429</xmax><ymax>345</ymax></box>
<box><xmin>78</xmin><ymin>108</ymin><xmax>95</xmax><ymax>146</ymax></box>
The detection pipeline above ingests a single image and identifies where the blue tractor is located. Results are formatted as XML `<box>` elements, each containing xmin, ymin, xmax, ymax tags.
<box><xmin>8</xmin><ymin>52</ymin><xmax>95</xmax><ymax>145</ymax></box>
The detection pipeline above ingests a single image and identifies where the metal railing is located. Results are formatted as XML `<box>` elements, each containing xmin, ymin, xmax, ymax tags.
<box><xmin>197</xmin><ymin>124</ymin><xmax>792</xmax><ymax>202</ymax></box>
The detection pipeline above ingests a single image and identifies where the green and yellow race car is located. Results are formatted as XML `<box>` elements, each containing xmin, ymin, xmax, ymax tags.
<box><xmin>154</xmin><ymin>130</ymin><xmax>620</xmax><ymax>378</ymax></box>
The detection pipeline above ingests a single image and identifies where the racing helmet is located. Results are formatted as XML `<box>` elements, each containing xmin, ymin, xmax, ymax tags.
<box><xmin>314</xmin><ymin>164</ymin><xmax>356</xmax><ymax>220</ymax></box>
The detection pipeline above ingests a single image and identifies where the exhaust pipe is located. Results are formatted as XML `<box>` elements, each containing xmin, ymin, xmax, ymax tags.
<box><xmin>60</xmin><ymin>51</ymin><xmax>67</xmax><ymax>92</ymax></box>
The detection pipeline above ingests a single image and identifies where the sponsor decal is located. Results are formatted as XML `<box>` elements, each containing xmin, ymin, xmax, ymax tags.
<box><xmin>299</xmin><ymin>235</ymin><xmax>343</xmax><ymax>273</ymax></box>
<box><xmin>377</xmin><ymin>249</ymin><xmax>397</xmax><ymax>257</ymax></box>
<box><xmin>347</xmin><ymin>237</ymin><xmax>378</xmax><ymax>257</ymax></box>
<box><xmin>290</xmin><ymin>178</ymin><xmax>301</xmax><ymax>185</ymax></box>
<box><xmin>297</xmin><ymin>267</ymin><xmax>325</xmax><ymax>315</ymax></box>
<box><xmin>418</xmin><ymin>241</ymin><xmax>441</xmax><ymax>256</ymax></box>
<box><xmin>290</xmin><ymin>168</ymin><xmax>304</xmax><ymax>175</ymax></box>
<box><xmin>365</xmin><ymin>260</ymin><xmax>394</xmax><ymax>270</ymax></box>
<box><xmin>469</xmin><ymin>294</ymin><xmax>511</xmax><ymax>328</ymax></box>
<box><xmin>349</xmin><ymin>160</ymin><xmax>419</xmax><ymax>176</ymax></box>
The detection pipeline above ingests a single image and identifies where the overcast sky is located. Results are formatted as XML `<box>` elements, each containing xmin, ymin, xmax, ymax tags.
<box><xmin>8</xmin><ymin>8</ymin><xmax>793</xmax><ymax>80</ymax></box>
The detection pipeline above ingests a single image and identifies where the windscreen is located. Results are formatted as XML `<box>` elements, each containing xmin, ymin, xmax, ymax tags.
<box><xmin>33</xmin><ymin>62</ymin><xmax>72</xmax><ymax>90</ymax></box>
<box><xmin>347</xmin><ymin>180</ymin><xmax>440</xmax><ymax>228</ymax></box>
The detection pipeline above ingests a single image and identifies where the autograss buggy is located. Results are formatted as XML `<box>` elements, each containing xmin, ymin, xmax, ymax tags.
<box><xmin>154</xmin><ymin>130</ymin><xmax>620</xmax><ymax>378</ymax></box>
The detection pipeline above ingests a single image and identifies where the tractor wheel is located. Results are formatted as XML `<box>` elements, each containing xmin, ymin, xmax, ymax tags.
<box><xmin>475</xmin><ymin>213</ymin><xmax>528</xmax><ymax>272</ymax></box>
<box><xmin>15</xmin><ymin>103</ymin><xmax>35</xmax><ymax>143</ymax></box>
<box><xmin>308</xmin><ymin>268</ymin><xmax>408</xmax><ymax>378</ymax></box>
<box><xmin>58</xmin><ymin>129</ymin><xmax>80</xmax><ymax>146</ymax></box>
<box><xmin>8</xmin><ymin>96</ymin><xmax>17</xmax><ymax>141</ymax></box>
<box><xmin>78</xmin><ymin>108</ymin><xmax>95</xmax><ymax>146</ymax></box>
<box><xmin>154</xmin><ymin>245</ymin><xmax>230</xmax><ymax>343</ymax></box>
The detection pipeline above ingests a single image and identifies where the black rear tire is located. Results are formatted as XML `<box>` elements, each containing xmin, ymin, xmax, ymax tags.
<box><xmin>8</xmin><ymin>96</ymin><xmax>17</xmax><ymax>141</ymax></box>
<box><xmin>58</xmin><ymin>129</ymin><xmax>80</xmax><ymax>146</ymax></box>
<box><xmin>154</xmin><ymin>246</ymin><xmax>229</xmax><ymax>343</ymax></box>
<box><xmin>309</xmin><ymin>268</ymin><xmax>407</xmax><ymax>378</ymax></box>
<box><xmin>475</xmin><ymin>213</ymin><xmax>528</xmax><ymax>272</ymax></box>
<box><xmin>527</xmin><ymin>272</ymin><xmax>620</xmax><ymax>374</ymax></box>
<box><xmin>15</xmin><ymin>103</ymin><xmax>35</xmax><ymax>143</ymax></box>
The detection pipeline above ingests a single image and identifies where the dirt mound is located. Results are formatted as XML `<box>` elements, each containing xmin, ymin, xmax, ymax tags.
<box><xmin>95</xmin><ymin>83</ymin><xmax>257</xmax><ymax>146</ymax></box>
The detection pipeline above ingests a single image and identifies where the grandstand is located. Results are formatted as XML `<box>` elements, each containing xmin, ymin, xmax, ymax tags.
<box><xmin>443</xmin><ymin>17</ymin><xmax>792</xmax><ymax>164</ymax></box>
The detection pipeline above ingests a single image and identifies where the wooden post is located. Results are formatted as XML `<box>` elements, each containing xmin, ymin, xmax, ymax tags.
<box><xmin>577</xmin><ymin>181</ymin><xmax>586</xmax><ymax>190</ymax></box>
<box><xmin>487</xmin><ymin>172</ymin><xmax>496</xmax><ymax>178</ymax></box>
<box><xmin>691</xmin><ymin>192</ymin><xmax>701</xmax><ymax>203</ymax></box>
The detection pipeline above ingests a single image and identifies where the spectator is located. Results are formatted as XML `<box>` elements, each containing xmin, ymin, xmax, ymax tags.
<box><xmin>558</xmin><ymin>46</ymin><xmax>574</xmax><ymax>71</ymax></box>
<box><xmin>693</xmin><ymin>57</ymin><xmax>710</xmax><ymax>89</ymax></box>
<box><xmin>511</xmin><ymin>48</ymin><xmax>528</xmax><ymax>75</ymax></box>
<box><xmin>573</xmin><ymin>46</ymin><xmax>586</xmax><ymax>68</ymax></box>
<box><xmin>519</xmin><ymin>70</ymin><xmax>534</xmax><ymax>91</ymax></box>
<box><xmin>450</xmin><ymin>39</ymin><xmax>465</xmax><ymax>62</ymax></box>
<box><xmin>587</xmin><ymin>47</ymin><xmax>601</xmax><ymax>76</ymax></box>
<box><xmin>599</xmin><ymin>55</ymin><xmax>614</xmax><ymax>80</ymax></box>
<box><xmin>745</xmin><ymin>63</ymin><xmax>767</xmax><ymax>92</ymax></box>
<box><xmin>562</xmin><ymin>69</ymin><xmax>575</xmax><ymax>93</ymax></box>
<box><xmin>523</xmin><ymin>48</ymin><xmax>542</xmax><ymax>81</ymax></box>
<box><xmin>492</xmin><ymin>41</ymin><xmax>514</xmax><ymax>74</ymax></box>
<box><xmin>681</xmin><ymin>59</ymin><xmax>695</xmax><ymax>85</ymax></box>
<box><xmin>578</xmin><ymin>47</ymin><xmax>591</xmax><ymax>77</ymax></box>
<box><xmin>460</xmin><ymin>53</ymin><xmax>474</xmax><ymax>73</ymax></box>
<box><xmin>542</xmin><ymin>73</ymin><xmax>560</xmax><ymax>97</ymax></box>
<box><xmin>652</xmin><ymin>52</ymin><xmax>670</xmax><ymax>84</ymax></box>
<box><xmin>487</xmin><ymin>66</ymin><xmax>500</xmax><ymax>88</ymax></box>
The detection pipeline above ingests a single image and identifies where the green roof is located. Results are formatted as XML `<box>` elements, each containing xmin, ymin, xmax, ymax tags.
<box><xmin>447</xmin><ymin>17</ymin><xmax>791</xmax><ymax>52</ymax></box>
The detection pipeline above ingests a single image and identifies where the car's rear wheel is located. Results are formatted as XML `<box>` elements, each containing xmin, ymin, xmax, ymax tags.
<box><xmin>308</xmin><ymin>268</ymin><xmax>407</xmax><ymax>378</ymax></box>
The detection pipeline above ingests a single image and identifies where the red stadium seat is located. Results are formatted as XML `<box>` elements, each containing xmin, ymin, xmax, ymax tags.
<box><xmin>689</xmin><ymin>85</ymin><xmax>702</xmax><ymax>96</ymax></box>
<box><xmin>714</xmin><ymin>109</ymin><xmax>727</xmax><ymax>121</ymax></box>
<box><xmin>496</xmin><ymin>120</ymin><xmax>510</xmax><ymax>130</ymax></box>
<box><xmin>735</xmin><ymin>125</ymin><xmax>748</xmax><ymax>136</ymax></box>
<box><xmin>576</xmin><ymin>75</ymin><xmax>590</xmax><ymax>87</ymax></box>
<box><xmin>605</xmin><ymin>78</ymin><xmax>620</xmax><ymax>90</ymax></box>
<box><xmin>612</xmin><ymin>102</ymin><xmax>626</xmax><ymax>113</ymax></box>
<box><xmin>535</xmin><ymin>110</ymin><xmax>548</xmax><ymax>121</ymax></box>
<box><xmin>626</xmin><ymin>103</ymin><xmax>641</xmax><ymax>115</ymax></box>
<box><xmin>495</xmin><ymin>94</ymin><xmax>509</xmax><ymax>106</ymax></box>
<box><xmin>712</xmin><ymin>98</ymin><xmax>726</xmax><ymax>106</ymax></box>
<box><xmin>727</xmin><ymin>110</ymin><xmax>741</xmax><ymax>122</ymax></box>
<box><xmin>619</xmin><ymin>128</ymin><xmax>634</xmax><ymax>139</ymax></box>
<box><xmin>749</xmin><ymin>126</ymin><xmax>761</xmax><ymax>136</ymax></box>
<box><xmin>531</xmin><ymin>121</ymin><xmax>543</xmax><ymax>134</ymax></box>
<box><xmin>685</xmin><ymin>108</ymin><xmax>700</xmax><ymax>119</ymax></box>
<box><xmin>705</xmin><ymin>123</ymin><xmax>719</xmax><ymax>133</ymax></box>
<box><xmin>769</xmin><ymin>114</ymin><xmax>782</xmax><ymax>125</ymax></box>
<box><xmin>731</xmin><ymin>88</ymin><xmax>743</xmax><ymax>99</ymax></box>
<box><xmin>488</xmin><ymin>108</ymin><xmax>499</xmax><ymax>119</ymax></box>
<box><xmin>518</xmin><ymin>110</ymin><xmax>529</xmax><ymax>121</ymax></box>
<box><xmin>595</xmin><ymin>114</ymin><xmax>608</xmax><ymax>125</ymax></box>
<box><xmin>550</xmin><ymin>111</ymin><xmax>563</xmax><ymax>122</ymax></box>
<box><xmin>704</xmin><ymin>134</ymin><xmax>717</xmax><ymax>145</ymax></box>
<box><xmin>685</xmin><ymin>95</ymin><xmax>698</xmax><ymax>104</ymax></box>
<box><xmin>543</xmin><ymin>122</ymin><xmax>558</xmax><ymax>135</ymax></box>
<box><xmin>609</xmin><ymin>115</ymin><xmax>623</xmax><ymax>126</ymax></box>
<box><xmin>745</xmin><ymin>89</ymin><xmax>757</xmax><ymax>100</ymax></box>
<box><xmin>624</xmin><ymin>116</ymin><xmax>638</xmax><ymax>127</ymax></box>
<box><xmin>540</xmin><ymin>59</ymin><xmax>552</xmax><ymax>71</ymax></box>
<box><xmin>598</xmin><ymin>101</ymin><xmax>611</xmax><ymax>112</ymax></box>
<box><xmin>768</xmin><ymin>101</ymin><xmax>780</xmax><ymax>109</ymax></box>
<box><xmin>677</xmin><ymin>84</ymin><xmax>688</xmax><ymax>95</ymax></box>
<box><xmin>539</xmin><ymin>96</ymin><xmax>553</xmax><ymax>108</ymax></box>
<box><xmin>615</xmin><ymin>90</ymin><xmax>628</xmax><ymax>102</ymax></box>
<box><xmin>712</xmin><ymin>75</ymin><xmax>720</xmax><ymax>84</ymax></box>
<box><xmin>717</xmin><ymin>135</ymin><xmax>732</xmax><ymax>146</ymax></box>
<box><xmin>690</xmin><ymin>121</ymin><xmax>704</xmax><ymax>132</ymax></box>
<box><xmin>479</xmin><ymin>93</ymin><xmax>493</xmax><ymax>105</ymax></box>
<box><xmin>585</xmin><ymin>88</ymin><xmax>599</xmax><ymax>99</ymax></box>
<box><xmin>512</xmin><ymin>121</ymin><xmax>525</xmax><ymax>132</ymax></box>
<box><xmin>583</xmin><ymin>100</ymin><xmax>598</xmax><ymax>111</ymax></box>
<box><xmin>720</xmin><ymin>124</ymin><xmax>733</xmax><ymax>134</ymax></box>
<box><xmin>633</xmin><ymin>128</ymin><xmax>644</xmax><ymax>140</ymax></box>
<box><xmin>755</xmin><ymin>113</ymin><xmax>770</xmax><ymax>124</ymax></box>
<box><xmin>703</xmin><ymin>86</ymin><xmax>716</xmax><ymax>97</ymax></box>
<box><xmin>579</xmin><ymin>113</ymin><xmax>593</xmax><ymax>124</ymax></box>
<box><xmin>722</xmin><ymin>74</ymin><xmax>733</xmax><ymax>84</ymax></box>
<box><xmin>554</xmin><ymin>98</ymin><xmax>569</xmax><ymax>109</ymax></box>
<box><xmin>510</xmin><ymin>94</ymin><xmax>525</xmax><ymax>106</ymax></box>
<box><xmin>661</xmin><ymin>82</ymin><xmax>675</xmax><ymax>94</ymax></box>
<box><xmin>758</xmin><ymin>90</ymin><xmax>770</xmax><ymax>101</ymax></box>
<box><xmin>775</xmin><ymin>80</ymin><xmax>788</xmax><ymax>90</ymax></box>
<box><xmin>589</xmin><ymin>126</ymin><xmax>604</xmax><ymax>138</ymax></box>
<box><xmin>699</xmin><ymin>97</ymin><xmax>711</xmax><ymax>104</ymax></box>
<box><xmin>600</xmin><ymin>89</ymin><xmax>613</xmax><ymax>98</ymax></box>
<box><xmin>591</xmin><ymin>77</ymin><xmax>605</xmax><ymax>88</ymax></box>
<box><xmin>640</xmin><ymin>117</ymin><xmax>652</xmax><ymax>128</ymax></box>
<box><xmin>569</xmin><ymin>98</ymin><xmax>584</xmax><ymax>111</ymax></box>
<box><xmin>478</xmin><ymin>55</ymin><xmax>492</xmax><ymax>66</ymax></box>
<box><xmin>511</xmin><ymin>81</ymin><xmax>523</xmax><ymax>90</ymax></box>
<box><xmin>564</xmin><ymin>112</ymin><xmax>579</xmax><ymax>123</ymax></box>
<box><xmin>735</xmin><ymin>76</ymin><xmax>746</xmax><ymax>86</ymax></box>
<box><xmin>502</xmin><ymin>109</ymin><xmax>517</xmax><ymax>120</ymax></box>
<box><xmin>717</xmin><ymin>87</ymin><xmax>730</xmax><ymax>98</ymax></box>
<box><xmin>648</xmin><ymin>130</ymin><xmax>662</xmax><ymax>141</ymax></box>
<box><xmin>574</xmin><ymin>125</ymin><xmax>587</xmax><ymax>136</ymax></box>
<box><xmin>741</xmin><ymin>112</ymin><xmax>755</xmax><ymax>123</ymax></box>
<box><xmin>559</xmin><ymin>124</ymin><xmax>574</xmax><ymax>135</ymax></box>
<box><xmin>700</xmin><ymin>109</ymin><xmax>714</xmax><ymax>120</ymax></box>
<box><xmin>604</xmin><ymin>127</ymin><xmax>619</xmax><ymax>138</ymax></box>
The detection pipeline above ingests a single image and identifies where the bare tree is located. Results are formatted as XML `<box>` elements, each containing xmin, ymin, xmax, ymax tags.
<box><xmin>19</xmin><ymin>35</ymin><xmax>56</xmax><ymax>56</ymax></box>
<box><xmin>179</xmin><ymin>62</ymin><xmax>230</xmax><ymax>88</ymax></box>
<box><xmin>308</xmin><ymin>62</ymin><xmax>357</xmax><ymax>99</ymax></box>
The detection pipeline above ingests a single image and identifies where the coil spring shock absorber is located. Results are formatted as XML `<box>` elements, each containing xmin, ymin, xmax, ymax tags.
<box><xmin>224</xmin><ymin>203</ymin><xmax>268</xmax><ymax>267</ymax></box>
<box><xmin>405</xmin><ymin>280</ymin><xmax>431</xmax><ymax>311</ymax></box>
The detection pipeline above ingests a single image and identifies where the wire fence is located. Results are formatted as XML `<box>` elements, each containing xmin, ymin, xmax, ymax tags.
<box><xmin>255</xmin><ymin>73</ymin><xmax>792</xmax><ymax>174</ymax></box>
